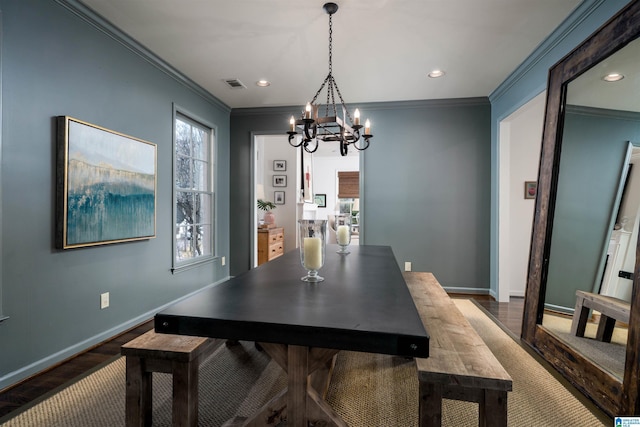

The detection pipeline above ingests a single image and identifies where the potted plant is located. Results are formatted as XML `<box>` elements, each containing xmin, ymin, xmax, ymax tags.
<box><xmin>257</xmin><ymin>199</ymin><xmax>277</xmax><ymax>226</ymax></box>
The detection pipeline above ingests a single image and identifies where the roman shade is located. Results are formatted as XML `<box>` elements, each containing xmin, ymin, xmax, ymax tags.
<box><xmin>337</xmin><ymin>171</ymin><xmax>359</xmax><ymax>198</ymax></box>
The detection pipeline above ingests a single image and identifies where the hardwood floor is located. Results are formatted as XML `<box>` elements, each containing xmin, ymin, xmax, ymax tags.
<box><xmin>0</xmin><ymin>319</ymin><xmax>154</xmax><ymax>420</ymax></box>
<box><xmin>0</xmin><ymin>296</ymin><xmax>524</xmax><ymax>421</ymax></box>
<box><xmin>471</xmin><ymin>295</ymin><xmax>525</xmax><ymax>336</ymax></box>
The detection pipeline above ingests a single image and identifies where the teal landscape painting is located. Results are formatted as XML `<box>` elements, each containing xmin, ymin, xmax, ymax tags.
<box><xmin>63</xmin><ymin>118</ymin><xmax>156</xmax><ymax>248</ymax></box>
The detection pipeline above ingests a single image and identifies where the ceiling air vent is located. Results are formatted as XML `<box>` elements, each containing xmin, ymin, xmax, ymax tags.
<box><xmin>223</xmin><ymin>78</ymin><xmax>246</xmax><ymax>89</ymax></box>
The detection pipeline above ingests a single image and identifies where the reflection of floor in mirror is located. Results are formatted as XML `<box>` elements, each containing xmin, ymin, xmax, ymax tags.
<box><xmin>542</xmin><ymin>312</ymin><xmax>626</xmax><ymax>379</ymax></box>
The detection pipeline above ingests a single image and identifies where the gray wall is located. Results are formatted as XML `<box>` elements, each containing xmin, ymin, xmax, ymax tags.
<box><xmin>0</xmin><ymin>0</ymin><xmax>231</xmax><ymax>389</ymax></box>
<box><xmin>231</xmin><ymin>99</ymin><xmax>491</xmax><ymax>291</ymax></box>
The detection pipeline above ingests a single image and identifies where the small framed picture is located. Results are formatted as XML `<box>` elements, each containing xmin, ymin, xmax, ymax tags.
<box><xmin>525</xmin><ymin>181</ymin><xmax>537</xmax><ymax>199</ymax></box>
<box><xmin>273</xmin><ymin>160</ymin><xmax>286</xmax><ymax>171</ymax></box>
<box><xmin>314</xmin><ymin>193</ymin><xmax>327</xmax><ymax>208</ymax></box>
<box><xmin>273</xmin><ymin>175</ymin><xmax>287</xmax><ymax>187</ymax></box>
<box><xmin>274</xmin><ymin>191</ymin><xmax>285</xmax><ymax>205</ymax></box>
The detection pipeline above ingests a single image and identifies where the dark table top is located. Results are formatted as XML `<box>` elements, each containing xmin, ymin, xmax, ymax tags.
<box><xmin>155</xmin><ymin>245</ymin><xmax>429</xmax><ymax>358</ymax></box>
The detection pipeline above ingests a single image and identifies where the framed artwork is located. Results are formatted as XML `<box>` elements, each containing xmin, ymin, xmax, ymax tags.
<box><xmin>314</xmin><ymin>194</ymin><xmax>327</xmax><ymax>208</ymax></box>
<box><xmin>301</xmin><ymin>148</ymin><xmax>314</xmax><ymax>203</ymax></box>
<box><xmin>273</xmin><ymin>175</ymin><xmax>287</xmax><ymax>187</ymax></box>
<box><xmin>525</xmin><ymin>181</ymin><xmax>537</xmax><ymax>199</ymax></box>
<box><xmin>274</xmin><ymin>191</ymin><xmax>285</xmax><ymax>205</ymax></box>
<box><xmin>56</xmin><ymin>116</ymin><xmax>157</xmax><ymax>249</ymax></box>
<box><xmin>273</xmin><ymin>160</ymin><xmax>286</xmax><ymax>171</ymax></box>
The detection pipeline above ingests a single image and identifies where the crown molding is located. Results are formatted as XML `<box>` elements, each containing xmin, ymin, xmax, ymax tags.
<box><xmin>489</xmin><ymin>0</ymin><xmax>609</xmax><ymax>103</ymax></box>
<box><xmin>231</xmin><ymin>97</ymin><xmax>490</xmax><ymax>117</ymax></box>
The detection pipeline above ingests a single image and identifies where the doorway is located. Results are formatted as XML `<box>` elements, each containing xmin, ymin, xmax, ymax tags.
<box><xmin>497</xmin><ymin>92</ymin><xmax>545</xmax><ymax>302</ymax></box>
<box><xmin>252</xmin><ymin>136</ymin><xmax>361</xmax><ymax>268</ymax></box>
<box><xmin>252</xmin><ymin>134</ymin><xmax>298</xmax><ymax>268</ymax></box>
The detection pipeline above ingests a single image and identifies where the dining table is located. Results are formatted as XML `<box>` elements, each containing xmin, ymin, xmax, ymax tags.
<box><xmin>155</xmin><ymin>244</ymin><xmax>430</xmax><ymax>426</ymax></box>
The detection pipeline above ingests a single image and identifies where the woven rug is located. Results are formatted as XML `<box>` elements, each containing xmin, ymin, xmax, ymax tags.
<box><xmin>0</xmin><ymin>300</ymin><xmax>610</xmax><ymax>426</ymax></box>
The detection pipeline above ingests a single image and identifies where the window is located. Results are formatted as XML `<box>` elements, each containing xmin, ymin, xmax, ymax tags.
<box><xmin>173</xmin><ymin>111</ymin><xmax>215</xmax><ymax>269</ymax></box>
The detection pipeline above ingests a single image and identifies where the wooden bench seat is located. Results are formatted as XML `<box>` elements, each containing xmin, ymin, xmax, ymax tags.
<box><xmin>121</xmin><ymin>329</ymin><xmax>221</xmax><ymax>427</ymax></box>
<box><xmin>571</xmin><ymin>290</ymin><xmax>630</xmax><ymax>342</ymax></box>
<box><xmin>404</xmin><ymin>272</ymin><xmax>513</xmax><ymax>427</ymax></box>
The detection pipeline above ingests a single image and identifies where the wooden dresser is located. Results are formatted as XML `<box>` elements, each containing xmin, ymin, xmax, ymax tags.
<box><xmin>258</xmin><ymin>227</ymin><xmax>284</xmax><ymax>266</ymax></box>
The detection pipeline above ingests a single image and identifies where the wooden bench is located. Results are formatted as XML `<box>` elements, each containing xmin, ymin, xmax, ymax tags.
<box><xmin>570</xmin><ymin>290</ymin><xmax>630</xmax><ymax>342</ymax></box>
<box><xmin>121</xmin><ymin>329</ymin><xmax>221</xmax><ymax>427</ymax></box>
<box><xmin>404</xmin><ymin>272</ymin><xmax>513</xmax><ymax>427</ymax></box>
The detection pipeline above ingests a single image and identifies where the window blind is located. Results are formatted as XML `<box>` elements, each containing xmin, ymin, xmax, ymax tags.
<box><xmin>337</xmin><ymin>171</ymin><xmax>359</xmax><ymax>198</ymax></box>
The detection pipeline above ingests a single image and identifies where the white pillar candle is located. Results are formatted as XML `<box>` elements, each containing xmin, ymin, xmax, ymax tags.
<box><xmin>303</xmin><ymin>237</ymin><xmax>323</xmax><ymax>270</ymax></box>
<box><xmin>337</xmin><ymin>225</ymin><xmax>350</xmax><ymax>245</ymax></box>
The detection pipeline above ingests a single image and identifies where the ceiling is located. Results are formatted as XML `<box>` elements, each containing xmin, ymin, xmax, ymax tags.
<box><xmin>78</xmin><ymin>0</ymin><xmax>583</xmax><ymax>110</ymax></box>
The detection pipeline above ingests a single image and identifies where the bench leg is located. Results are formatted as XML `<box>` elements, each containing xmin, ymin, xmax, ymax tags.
<box><xmin>570</xmin><ymin>299</ymin><xmax>589</xmax><ymax>337</ymax></box>
<box><xmin>596</xmin><ymin>315</ymin><xmax>616</xmax><ymax>342</ymax></box>
<box><xmin>419</xmin><ymin>382</ymin><xmax>442</xmax><ymax>427</ymax></box>
<box><xmin>172</xmin><ymin>360</ymin><xmax>199</xmax><ymax>427</ymax></box>
<box><xmin>125</xmin><ymin>356</ymin><xmax>153</xmax><ymax>427</ymax></box>
<box><xmin>480</xmin><ymin>390</ymin><xmax>507</xmax><ymax>427</ymax></box>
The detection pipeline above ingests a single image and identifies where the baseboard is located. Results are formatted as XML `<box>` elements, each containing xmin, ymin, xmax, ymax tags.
<box><xmin>0</xmin><ymin>276</ymin><xmax>231</xmax><ymax>391</ymax></box>
<box><xmin>443</xmin><ymin>286</ymin><xmax>491</xmax><ymax>296</ymax></box>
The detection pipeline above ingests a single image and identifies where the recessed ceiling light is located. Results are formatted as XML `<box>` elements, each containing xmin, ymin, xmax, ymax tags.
<box><xmin>256</xmin><ymin>80</ymin><xmax>271</xmax><ymax>87</ymax></box>
<box><xmin>602</xmin><ymin>73</ymin><xmax>624</xmax><ymax>82</ymax></box>
<box><xmin>428</xmin><ymin>70</ymin><xmax>445</xmax><ymax>78</ymax></box>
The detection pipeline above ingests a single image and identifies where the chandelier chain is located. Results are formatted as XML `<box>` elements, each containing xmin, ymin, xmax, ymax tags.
<box><xmin>328</xmin><ymin>13</ymin><xmax>333</xmax><ymax>75</ymax></box>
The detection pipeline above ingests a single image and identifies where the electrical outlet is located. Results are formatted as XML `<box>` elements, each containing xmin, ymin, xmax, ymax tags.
<box><xmin>404</xmin><ymin>262</ymin><xmax>412</xmax><ymax>272</ymax></box>
<box><xmin>221</xmin><ymin>256</ymin><xmax>226</xmax><ymax>266</ymax></box>
<box><xmin>100</xmin><ymin>292</ymin><xmax>110</xmax><ymax>309</ymax></box>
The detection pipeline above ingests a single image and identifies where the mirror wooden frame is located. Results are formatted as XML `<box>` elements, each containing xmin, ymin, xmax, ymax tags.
<box><xmin>522</xmin><ymin>0</ymin><xmax>640</xmax><ymax>417</ymax></box>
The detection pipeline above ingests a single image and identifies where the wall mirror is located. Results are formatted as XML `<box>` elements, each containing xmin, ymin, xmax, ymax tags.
<box><xmin>523</xmin><ymin>0</ymin><xmax>640</xmax><ymax>417</ymax></box>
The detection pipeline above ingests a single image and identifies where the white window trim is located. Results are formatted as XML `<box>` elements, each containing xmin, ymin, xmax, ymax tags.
<box><xmin>171</xmin><ymin>105</ymin><xmax>217</xmax><ymax>273</ymax></box>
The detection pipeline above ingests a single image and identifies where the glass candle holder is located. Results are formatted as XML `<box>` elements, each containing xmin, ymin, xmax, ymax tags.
<box><xmin>298</xmin><ymin>219</ymin><xmax>327</xmax><ymax>282</ymax></box>
<box><xmin>335</xmin><ymin>214</ymin><xmax>351</xmax><ymax>254</ymax></box>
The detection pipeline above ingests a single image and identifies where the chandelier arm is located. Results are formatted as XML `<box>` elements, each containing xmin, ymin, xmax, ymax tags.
<box><xmin>288</xmin><ymin>132</ymin><xmax>303</xmax><ymax>147</ymax></box>
<box><xmin>303</xmin><ymin>139</ymin><xmax>319</xmax><ymax>154</ymax></box>
<box><xmin>353</xmin><ymin>136</ymin><xmax>370</xmax><ymax>151</ymax></box>
<box><xmin>340</xmin><ymin>141</ymin><xmax>348</xmax><ymax>156</ymax></box>
<box><xmin>303</xmin><ymin>121</ymin><xmax>317</xmax><ymax>142</ymax></box>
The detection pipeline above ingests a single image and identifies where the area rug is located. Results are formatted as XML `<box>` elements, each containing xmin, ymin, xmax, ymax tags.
<box><xmin>0</xmin><ymin>300</ymin><xmax>611</xmax><ymax>426</ymax></box>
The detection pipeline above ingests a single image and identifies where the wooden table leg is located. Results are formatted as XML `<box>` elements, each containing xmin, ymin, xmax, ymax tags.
<box><xmin>125</xmin><ymin>356</ymin><xmax>152</xmax><ymax>427</ymax></box>
<box><xmin>287</xmin><ymin>345</ymin><xmax>308</xmax><ymax>427</ymax></box>
<box><xmin>234</xmin><ymin>343</ymin><xmax>345</xmax><ymax>427</ymax></box>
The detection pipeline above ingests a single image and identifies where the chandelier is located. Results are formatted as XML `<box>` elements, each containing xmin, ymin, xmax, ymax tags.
<box><xmin>287</xmin><ymin>2</ymin><xmax>372</xmax><ymax>157</ymax></box>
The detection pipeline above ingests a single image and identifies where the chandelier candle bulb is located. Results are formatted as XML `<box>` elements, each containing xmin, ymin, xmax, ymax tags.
<box><xmin>365</xmin><ymin>119</ymin><xmax>371</xmax><ymax>135</ymax></box>
<box><xmin>354</xmin><ymin>109</ymin><xmax>360</xmax><ymax>126</ymax></box>
<box><xmin>303</xmin><ymin>237</ymin><xmax>323</xmax><ymax>270</ymax></box>
<box><xmin>289</xmin><ymin>116</ymin><xmax>295</xmax><ymax>132</ymax></box>
<box><xmin>305</xmin><ymin>103</ymin><xmax>312</xmax><ymax>119</ymax></box>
